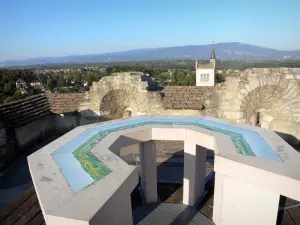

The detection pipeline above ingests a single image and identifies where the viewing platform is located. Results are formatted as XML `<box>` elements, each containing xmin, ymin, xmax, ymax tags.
<box><xmin>21</xmin><ymin>115</ymin><xmax>300</xmax><ymax>225</ymax></box>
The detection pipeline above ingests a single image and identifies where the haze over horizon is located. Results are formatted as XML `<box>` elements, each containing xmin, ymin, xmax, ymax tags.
<box><xmin>0</xmin><ymin>0</ymin><xmax>299</xmax><ymax>61</ymax></box>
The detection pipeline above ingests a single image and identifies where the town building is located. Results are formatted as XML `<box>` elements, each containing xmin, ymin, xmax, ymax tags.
<box><xmin>15</xmin><ymin>79</ymin><xmax>27</xmax><ymax>90</ymax></box>
<box><xmin>195</xmin><ymin>49</ymin><xmax>216</xmax><ymax>86</ymax></box>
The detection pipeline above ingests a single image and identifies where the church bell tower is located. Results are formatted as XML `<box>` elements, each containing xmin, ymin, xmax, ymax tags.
<box><xmin>210</xmin><ymin>48</ymin><xmax>216</xmax><ymax>69</ymax></box>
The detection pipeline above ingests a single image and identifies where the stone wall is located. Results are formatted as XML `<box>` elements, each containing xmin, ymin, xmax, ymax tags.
<box><xmin>157</xmin><ymin>68</ymin><xmax>300</xmax><ymax>147</ymax></box>
<box><xmin>162</xmin><ymin>86</ymin><xmax>219</xmax><ymax>116</ymax></box>
<box><xmin>163</xmin><ymin>86</ymin><xmax>205</xmax><ymax>110</ymax></box>
<box><xmin>2</xmin><ymin>69</ymin><xmax>300</xmax><ymax>159</ymax></box>
<box><xmin>14</xmin><ymin>113</ymin><xmax>100</xmax><ymax>148</ymax></box>
<box><xmin>76</xmin><ymin>70</ymin><xmax>300</xmax><ymax>147</ymax></box>
<box><xmin>79</xmin><ymin>72</ymin><xmax>149</xmax><ymax>115</ymax></box>
<box><xmin>46</xmin><ymin>93</ymin><xmax>85</xmax><ymax>114</ymax></box>
<box><xmin>215</xmin><ymin>68</ymin><xmax>300</xmax><ymax>146</ymax></box>
<box><xmin>0</xmin><ymin>93</ymin><xmax>99</xmax><ymax>171</ymax></box>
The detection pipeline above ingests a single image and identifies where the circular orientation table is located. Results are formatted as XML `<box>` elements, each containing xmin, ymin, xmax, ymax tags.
<box><xmin>28</xmin><ymin>115</ymin><xmax>300</xmax><ymax>225</ymax></box>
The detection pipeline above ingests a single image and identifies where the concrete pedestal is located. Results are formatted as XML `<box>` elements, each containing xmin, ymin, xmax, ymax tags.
<box><xmin>89</xmin><ymin>193</ymin><xmax>133</xmax><ymax>225</ymax></box>
<box><xmin>183</xmin><ymin>142</ymin><xmax>207</xmax><ymax>206</ymax></box>
<box><xmin>139</xmin><ymin>141</ymin><xmax>157</xmax><ymax>203</ymax></box>
<box><xmin>213</xmin><ymin>172</ymin><xmax>280</xmax><ymax>225</ymax></box>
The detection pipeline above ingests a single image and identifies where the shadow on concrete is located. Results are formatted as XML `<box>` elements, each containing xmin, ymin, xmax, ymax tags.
<box><xmin>0</xmin><ymin>133</ymin><xmax>62</xmax><ymax>210</ymax></box>
<box><xmin>275</xmin><ymin>131</ymin><xmax>300</xmax><ymax>152</ymax></box>
<box><xmin>109</xmin><ymin>135</ymin><xmax>142</xmax><ymax>156</ymax></box>
<box><xmin>169</xmin><ymin>205</ymin><xmax>198</xmax><ymax>225</ymax></box>
<box><xmin>276</xmin><ymin>196</ymin><xmax>287</xmax><ymax>225</ymax></box>
<box><xmin>157</xmin><ymin>151</ymin><xmax>184</xmax><ymax>184</ymax></box>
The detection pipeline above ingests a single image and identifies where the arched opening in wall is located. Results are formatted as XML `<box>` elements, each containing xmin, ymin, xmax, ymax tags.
<box><xmin>248</xmin><ymin>107</ymin><xmax>274</xmax><ymax>130</ymax></box>
<box><xmin>256</xmin><ymin>112</ymin><xmax>261</xmax><ymax>127</ymax></box>
<box><xmin>123</xmin><ymin>107</ymin><xmax>132</xmax><ymax>118</ymax></box>
<box><xmin>100</xmin><ymin>89</ymin><xmax>130</xmax><ymax>120</ymax></box>
<box><xmin>249</xmin><ymin>108</ymin><xmax>265</xmax><ymax>128</ymax></box>
<box><xmin>240</xmin><ymin>85</ymin><xmax>280</xmax><ymax>128</ymax></box>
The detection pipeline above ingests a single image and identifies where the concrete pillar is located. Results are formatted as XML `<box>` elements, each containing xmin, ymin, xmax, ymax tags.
<box><xmin>139</xmin><ymin>141</ymin><xmax>157</xmax><ymax>203</ymax></box>
<box><xmin>212</xmin><ymin>172</ymin><xmax>225</xmax><ymax>225</ymax></box>
<box><xmin>213</xmin><ymin>172</ymin><xmax>280</xmax><ymax>225</ymax></box>
<box><xmin>183</xmin><ymin>142</ymin><xmax>207</xmax><ymax>206</ymax></box>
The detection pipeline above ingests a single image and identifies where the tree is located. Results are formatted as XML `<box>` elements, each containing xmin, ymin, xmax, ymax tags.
<box><xmin>216</xmin><ymin>73</ymin><xmax>226</xmax><ymax>83</ymax></box>
<box><xmin>46</xmin><ymin>79</ymin><xmax>53</xmax><ymax>91</ymax></box>
<box><xmin>73</xmin><ymin>73</ymin><xmax>82</xmax><ymax>84</ymax></box>
<box><xmin>65</xmin><ymin>72</ymin><xmax>73</xmax><ymax>84</ymax></box>
<box><xmin>3</xmin><ymin>82</ymin><xmax>14</xmax><ymax>95</ymax></box>
<box><xmin>5</xmin><ymin>91</ymin><xmax>21</xmax><ymax>103</ymax></box>
<box><xmin>57</xmin><ymin>75</ymin><xmax>66</xmax><ymax>88</ymax></box>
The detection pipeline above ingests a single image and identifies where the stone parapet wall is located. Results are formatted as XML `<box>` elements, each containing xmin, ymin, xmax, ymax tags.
<box><xmin>46</xmin><ymin>93</ymin><xmax>85</xmax><ymax>114</ymax></box>
<box><xmin>1</xmin><ymin>69</ymin><xmax>299</xmax><ymax>152</ymax></box>
<box><xmin>215</xmin><ymin>68</ymin><xmax>300</xmax><ymax>145</ymax></box>
<box><xmin>163</xmin><ymin>86</ymin><xmax>214</xmax><ymax>110</ymax></box>
<box><xmin>218</xmin><ymin>68</ymin><xmax>300</xmax><ymax>123</ymax></box>
<box><xmin>79</xmin><ymin>72</ymin><xmax>150</xmax><ymax>114</ymax></box>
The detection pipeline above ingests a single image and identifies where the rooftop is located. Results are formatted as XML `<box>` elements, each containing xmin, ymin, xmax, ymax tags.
<box><xmin>26</xmin><ymin>115</ymin><xmax>300</xmax><ymax>224</ymax></box>
<box><xmin>196</xmin><ymin>64</ymin><xmax>214</xmax><ymax>69</ymax></box>
<box><xmin>0</xmin><ymin>93</ymin><xmax>85</xmax><ymax>129</ymax></box>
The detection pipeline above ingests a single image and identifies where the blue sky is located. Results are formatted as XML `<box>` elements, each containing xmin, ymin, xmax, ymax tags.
<box><xmin>0</xmin><ymin>0</ymin><xmax>299</xmax><ymax>61</ymax></box>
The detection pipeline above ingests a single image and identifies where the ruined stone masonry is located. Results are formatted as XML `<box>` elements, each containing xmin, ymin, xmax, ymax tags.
<box><xmin>1</xmin><ymin>68</ymin><xmax>300</xmax><ymax>155</ymax></box>
<box><xmin>216</xmin><ymin>68</ymin><xmax>300</xmax><ymax>146</ymax></box>
<box><xmin>76</xmin><ymin>69</ymin><xmax>300</xmax><ymax>146</ymax></box>
<box><xmin>78</xmin><ymin>72</ymin><xmax>164</xmax><ymax>116</ymax></box>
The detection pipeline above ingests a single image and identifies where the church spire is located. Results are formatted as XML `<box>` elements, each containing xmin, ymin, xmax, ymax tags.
<box><xmin>211</xmin><ymin>48</ymin><xmax>216</xmax><ymax>59</ymax></box>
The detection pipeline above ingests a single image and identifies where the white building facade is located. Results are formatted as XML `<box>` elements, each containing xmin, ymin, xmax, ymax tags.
<box><xmin>196</xmin><ymin>49</ymin><xmax>216</xmax><ymax>86</ymax></box>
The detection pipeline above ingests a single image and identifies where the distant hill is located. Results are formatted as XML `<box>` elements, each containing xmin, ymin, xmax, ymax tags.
<box><xmin>1</xmin><ymin>42</ymin><xmax>300</xmax><ymax>67</ymax></box>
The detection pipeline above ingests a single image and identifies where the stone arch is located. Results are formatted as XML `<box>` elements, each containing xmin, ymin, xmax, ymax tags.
<box><xmin>100</xmin><ymin>89</ymin><xmax>131</xmax><ymax>118</ymax></box>
<box><xmin>239</xmin><ymin>85</ymin><xmax>282</xmax><ymax>123</ymax></box>
<box><xmin>229</xmin><ymin>70</ymin><xmax>300</xmax><ymax>125</ymax></box>
<box><xmin>123</xmin><ymin>107</ymin><xmax>132</xmax><ymax>118</ymax></box>
<box><xmin>216</xmin><ymin>68</ymin><xmax>300</xmax><ymax>147</ymax></box>
<box><xmin>83</xmin><ymin>73</ymin><xmax>149</xmax><ymax>116</ymax></box>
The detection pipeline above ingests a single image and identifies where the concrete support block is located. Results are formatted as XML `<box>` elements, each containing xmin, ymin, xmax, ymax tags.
<box><xmin>90</xmin><ymin>194</ymin><xmax>133</xmax><ymax>225</ymax></box>
<box><xmin>139</xmin><ymin>141</ymin><xmax>157</xmax><ymax>203</ymax></box>
<box><xmin>183</xmin><ymin>142</ymin><xmax>207</xmax><ymax>206</ymax></box>
<box><xmin>213</xmin><ymin>172</ymin><xmax>280</xmax><ymax>225</ymax></box>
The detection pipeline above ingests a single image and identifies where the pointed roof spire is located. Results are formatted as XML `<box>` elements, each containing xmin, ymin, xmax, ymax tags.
<box><xmin>211</xmin><ymin>48</ymin><xmax>216</xmax><ymax>59</ymax></box>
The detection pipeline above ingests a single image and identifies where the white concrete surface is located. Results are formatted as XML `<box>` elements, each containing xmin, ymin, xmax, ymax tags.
<box><xmin>213</xmin><ymin>172</ymin><xmax>280</xmax><ymax>225</ymax></box>
<box><xmin>27</xmin><ymin>115</ymin><xmax>300</xmax><ymax>225</ymax></box>
<box><xmin>139</xmin><ymin>141</ymin><xmax>157</xmax><ymax>203</ymax></box>
<box><xmin>183</xmin><ymin>141</ymin><xmax>207</xmax><ymax>206</ymax></box>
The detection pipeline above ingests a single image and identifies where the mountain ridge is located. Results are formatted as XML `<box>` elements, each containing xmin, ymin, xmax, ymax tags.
<box><xmin>1</xmin><ymin>42</ymin><xmax>300</xmax><ymax>67</ymax></box>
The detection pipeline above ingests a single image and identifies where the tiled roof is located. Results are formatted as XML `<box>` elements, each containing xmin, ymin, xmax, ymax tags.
<box><xmin>197</xmin><ymin>64</ymin><xmax>214</xmax><ymax>69</ymax></box>
<box><xmin>0</xmin><ymin>93</ymin><xmax>85</xmax><ymax>129</ymax></box>
<box><xmin>46</xmin><ymin>93</ymin><xmax>84</xmax><ymax>114</ymax></box>
<box><xmin>0</xmin><ymin>94</ymin><xmax>51</xmax><ymax>129</ymax></box>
